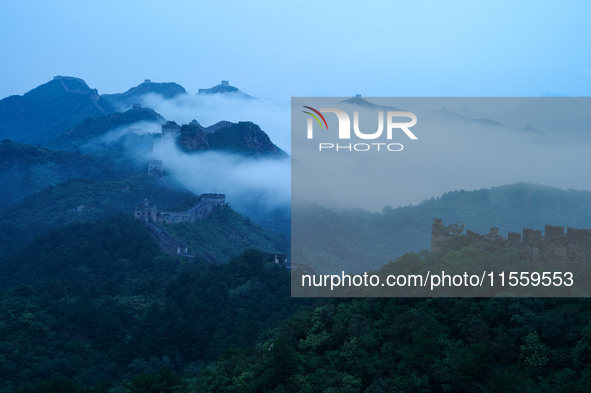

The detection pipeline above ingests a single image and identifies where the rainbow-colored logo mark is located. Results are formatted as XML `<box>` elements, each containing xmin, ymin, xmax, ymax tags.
<box><xmin>302</xmin><ymin>106</ymin><xmax>328</xmax><ymax>130</ymax></box>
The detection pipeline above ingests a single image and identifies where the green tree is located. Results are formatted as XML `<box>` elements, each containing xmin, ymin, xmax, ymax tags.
<box><xmin>16</xmin><ymin>376</ymin><xmax>86</xmax><ymax>393</ymax></box>
<box><xmin>520</xmin><ymin>331</ymin><xmax>549</xmax><ymax>371</ymax></box>
<box><xmin>124</xmin><ymin>368</ymin><xmax>181</xmax><ymax>393</ymax></box>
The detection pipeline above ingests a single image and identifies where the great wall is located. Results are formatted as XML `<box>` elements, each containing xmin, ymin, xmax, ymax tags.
<box><xmin>134</xmin><ymin>197</ymin><xmax>225</xmax><ymax>264</ymax></box>
<box><xmin>133</xmin><ymin>119</ymin><xmax>287</xmax><ymax>265</ymax></box>
<box><xmin>431</xmin><ymin>219</ymin><xmax>591</xmax><ymax>269</ymax></box>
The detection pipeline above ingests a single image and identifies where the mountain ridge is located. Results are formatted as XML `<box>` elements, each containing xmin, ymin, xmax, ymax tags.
<box><xmin>0</xmin><ymin>76</ymin><xmax>116</xmax><ymax>144</ymax></box>
<box><xmin>102</xmin><ymin>79</ymin><xmax>188</xmax><ymax>110</ymax></box>
<box><xmin>198</xmin><ymin>80</ymin><xmax>252</xmax><ymax>99</ymax></box>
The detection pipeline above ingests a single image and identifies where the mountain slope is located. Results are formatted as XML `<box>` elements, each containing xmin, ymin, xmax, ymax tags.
<box><xmin>0</xmin><ymin>140</ymin><xmax>143</xmax><ymax>210</ymax></box>
<box><xmin>102</xmin><ymin>80</ymin><xmax>187</xmax><ymax>110</ymax></box>
<box><xmin>0</xmin><ymin>76</ymin><xmax>115</xmax><ymax>144</ymax></box>
<box><xmin>161</xmin><ymin>206</ymin><xmax>289</xmax><ymax>263</ymax></box>
<box><xmin>48</xmin><ymin>106</ymin><xmax>164</xmax><ymax>151</ymax></box>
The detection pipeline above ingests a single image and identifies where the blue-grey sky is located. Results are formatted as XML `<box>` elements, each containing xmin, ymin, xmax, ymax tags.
<box><xmin>1</xmin><ymin>0</ymin><xmax>590</xmax><ymax>99</ymax></box>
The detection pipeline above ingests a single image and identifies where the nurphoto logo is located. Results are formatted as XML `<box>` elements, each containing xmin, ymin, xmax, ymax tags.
<box><xmin>302</xmin><ymin>106</ymin><xmax>418</xmax><ymax>152</ymax></box>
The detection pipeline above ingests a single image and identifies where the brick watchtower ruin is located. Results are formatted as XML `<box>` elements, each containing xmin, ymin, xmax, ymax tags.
<box><xmin>161</xmin><ymin>121</ymin><xmax>181</xmax><ymax>137</ymax></box>
<box><xmin>135</xmin><ymin>199</ymin><xmax>157</xmax><ymax>223</ymax></box>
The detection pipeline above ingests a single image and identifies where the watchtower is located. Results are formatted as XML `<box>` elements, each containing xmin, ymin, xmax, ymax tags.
<box><xmin>162</xmin><ymin>121</ymin><xmax>181</xmax><ymax>137</ymax></box>
<box><xmin>201</xmin><ymin>193</ymin><xmax>226</xmax><ymax>206</ymax></box>
<box><xmin>135</xmin><ymin>199</ymin><xmax>157</xmax><ymax>223</ymax></box>
<box><xmin>148</xmin><ymin>160</ymin><xmax>163</xmax><ymax>176</ymax></box>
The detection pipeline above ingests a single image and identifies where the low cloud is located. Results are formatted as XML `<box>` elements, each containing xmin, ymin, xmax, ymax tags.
<box><xmin>96</xmin><ymin>120</ymin><xmax>163</xmax><ymax>144</ymax></box>
<box><xmin>152</xmin><ymin>138</ymin><xmax>290</xmax><ymax>212</ymax></box>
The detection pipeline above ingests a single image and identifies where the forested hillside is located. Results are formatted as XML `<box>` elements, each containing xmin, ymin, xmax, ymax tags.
<box><xmin>0</xmin><ymin>176</ymin><xmax>193</xmax><ymax>256</ymax></box>
<box><xmin>0</xmin><ymin>214</ymin><xmax>308</xmax><ymax>392</ymax></box>
<box><xmin>162</xmin><ymin>206</ymin><xmax>289</xmax><ymax>263</ymax></box>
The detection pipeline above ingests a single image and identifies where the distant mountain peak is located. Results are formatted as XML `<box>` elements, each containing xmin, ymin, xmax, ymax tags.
<box><xmin>118</xmin><ymin>79</ymin><xmax>187</xmax><ymax>97</ymax></box>
<box><xmin>25</xmin><ymin>76</ymin><xmax>97</xmax><ymax>98</ymax></box>
<box><xmin>51</xmin><ymin>75</ymin><xmax>93</xmax><ymax>93</ymax></box>
<box><xmin>102</xmin><ymin>80</ymin><xmax>187</xmax><ymax>110</ymax></box>
<box><xmin>338</xmin><ymin>96</ymin><xmax>401</xmax><ymax>110</ymax></box>
<box><xmin>0</xmin><ymin>76</ymin><xmax>115</xmax><ymax>144</ymax></box>
<box><xmin>198</xmin><ymin>80</ymin><xmax>252</xmax><ymax>99</ymax></box>
<box><xmin>53</xmin><ymin>75</ymin><xmax>85</xmax><ymax>82</ymax></box>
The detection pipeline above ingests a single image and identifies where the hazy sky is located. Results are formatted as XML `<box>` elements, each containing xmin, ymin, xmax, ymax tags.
<box><xmin>1</xmin><ymin>0</ymin><xmax>590</xmax><ymax>99</ymax></box>
<box><xmin>292</xmin><ymin>97</ymin><xmax>591</xmax><ymax>211</ymax></box>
